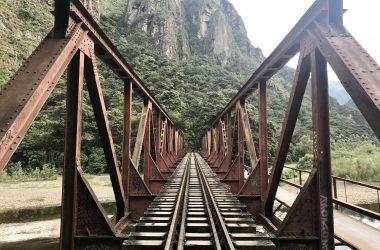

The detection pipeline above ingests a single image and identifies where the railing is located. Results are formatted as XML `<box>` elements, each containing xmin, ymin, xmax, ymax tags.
<box><xmin>281</xmin><ymin>166</ymin><xmax>380</xmax><ymax>220</ymax></box>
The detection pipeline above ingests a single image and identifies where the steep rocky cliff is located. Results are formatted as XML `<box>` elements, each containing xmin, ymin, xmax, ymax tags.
<box><xmin>81</xmin><ymin>0</ymin><xmax>101</xmax><ymax>20</ymax></box>
<box><xmin>124</xmin><ymin>0</ymin><xmax>263</xmax><ymax>71</ymax></box>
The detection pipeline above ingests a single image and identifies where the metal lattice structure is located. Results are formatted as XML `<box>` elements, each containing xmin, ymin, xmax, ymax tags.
<box><xmin>0</xmin><ymin>0</ymin><xmax>184</xmax><ymax>248</ymax></box>
<box><xmin>1</xmin><ymin>0</ymin><xmax>380</xmax><ymax>249</ymax></box>
<box><xmin>200</xmin><ymin>0</ymin><xmax>380</xmax><ymax>248</ymax></box>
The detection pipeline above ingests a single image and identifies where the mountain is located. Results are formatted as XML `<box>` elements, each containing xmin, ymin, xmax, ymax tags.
<box><xmin>0</xmin><ymin>0</ymin><xmax>377</xmax><ymax>177</ymax></box>
<box><xmin>123</xmin><ymin>0</ymin><xmax>263</xmax><ymax>74</ymax></box>
<box><xmin>329</xmin><ymin>80</ymin><xmax>351</xmax><ymax>105</ymax></box>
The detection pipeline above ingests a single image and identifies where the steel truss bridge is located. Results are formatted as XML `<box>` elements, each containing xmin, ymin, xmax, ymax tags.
<box><xmin>0</xmin><ymin>0</ymin><xmax>379</xmax><ymax>249</ymax></box>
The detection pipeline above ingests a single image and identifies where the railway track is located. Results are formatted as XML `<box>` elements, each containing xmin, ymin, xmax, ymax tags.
<box><xmin>124</xmin><ymin>153</ymin><xmax>275</xmax><ymax>249</ymax></box>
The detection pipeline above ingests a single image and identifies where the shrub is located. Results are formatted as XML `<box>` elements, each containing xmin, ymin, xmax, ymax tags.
<box><xmin>33</xmin><ymin>163</ymin><xmax>58</xmax><ymax>180</ymax></box>
<box><xmin>5</xmin><ymin>161</ymin><xmax>24</xmax><ymax>178</ymax></box>
<box><xmin>296</xmin><ymin>154</ymin><xmax>313</xmax><ymax>170</ymax></box>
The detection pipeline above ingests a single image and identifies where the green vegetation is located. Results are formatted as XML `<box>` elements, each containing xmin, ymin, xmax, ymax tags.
<box><xmin>0</xmin><ymin>0</ymin><xmax>379</xmax><ymax>182</ymax></box>
<box><xmin>0</xmin><ymin>162</ymin><xmax>58</xmax><ymax>182</ymax></box>
<box><xmin>332</xmin><ymin>141</ymin><xmax>380</xmax><ymax>181</ymax></box>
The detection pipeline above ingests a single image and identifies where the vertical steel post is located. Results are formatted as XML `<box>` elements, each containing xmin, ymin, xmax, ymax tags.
<box><xmin>144</xmin><ymin>110</ymin><xmax>151</xmax><ymax>184</ymax></box>
<box><xmin>156</xmin><ymin>112</ymin><xmax>162</xmax><ymax>156</ymax></box>
<box><xmin>333</xmin><ymin>177</ymin><xmax>337</xmax><ymax>199</ymax></box>
<box><xmin>328</xmin><ymin>0</ymin><xmax>343</xmax><ymax>28</ymax></box>
<box><xmin>311</xmin><ymin>49</ymin><xmax>334</xmax><ymax>249</ymax></box>
<box><xmin>238</xmin><ymin>99</ymin><xmax>245</xmax><ymax>189</ymax></box>
<box><xmin>122</xmin><ymin>80</ymin><xmax>133</xmax><ymax>213</ymax></box>
<box><xmin>259</xmin><ymin>80</ymin><xmax>268</xmax><ymax>208</ymax></box>
<box><xmin>226</xmin><ymin>111</ymin><xmax>232</xmax><ymax>164</ymax></box>
<box><xmin>54</xmin><ymin>0</ymin><xmax>70</xmax><ymax>37</ymax></box>
<box><xmin>60</xmin><ymin>51</ymin><xmax>84</xmax><ymax>250</ymax></box>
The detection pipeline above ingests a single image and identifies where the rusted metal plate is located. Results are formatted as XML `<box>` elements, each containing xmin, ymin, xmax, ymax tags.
<box><xmin>265</xmin><ymin>50</ymin><xmax>311</xmax><ymax>218</ymax></box>
<box><xmin>61</xmin><ymin>50</ymin><xmax>85</xmax><ymax>250</ymax></box>
<box><xmin>85</xmin><ymin>53</ymin><xmax>126</xmax><ymax>219</ymax></box>
<box><xmin>0</xmin><ymin>24</ymin><xmax>87</xmax><ymax>171</ymax></box>
<box><xmin>310</xmin><ymin>24</ymin><xmax>380</xmax><ymax>139</ymax></box>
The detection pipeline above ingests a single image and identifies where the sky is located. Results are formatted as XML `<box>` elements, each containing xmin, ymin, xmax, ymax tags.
<box><xmin>228</xmin><ymin>0</ymin><xmax>380</xmax><ymax>81</ymax></box>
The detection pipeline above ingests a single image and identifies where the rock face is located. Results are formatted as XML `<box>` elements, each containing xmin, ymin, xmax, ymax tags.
<box><xmin>125</xmin><ymin>0</ymin><xmax>190</xmax><ymax>60</ymax></box>
<box><xmin>124</xmin><ymin>0</ymin><xmax>263</xmax><ymax>68</ymax></box>
<box><xmin>81</xmin><ymin>0</ymin><xmax>101</xmax><ymax>20</ymax></box>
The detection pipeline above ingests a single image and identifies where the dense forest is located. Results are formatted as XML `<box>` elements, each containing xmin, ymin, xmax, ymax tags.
<box><xmin>0</xmin><ymin>0</ymin><xmax>379</xmax><ymax>181</ymax></box>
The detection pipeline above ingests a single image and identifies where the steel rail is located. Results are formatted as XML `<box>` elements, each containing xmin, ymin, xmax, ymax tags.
<box><xmin>164</xmin><ymin>154</ymin><xmax>190</xmax><ymax>250</ymax></box>
<box><xmin>176</xmin><ymin>161</ymin><xmax>190</xmax><ymax>250</ymax></box>
<box><xmin>194</xmin><ymin>154</ymin><xmax>235</xmax><ymax>249</ymax></box>
<box><xmin>193</xmin><ymin>153</ymin><xmax>222</xmax><ymax>250</ymax></box>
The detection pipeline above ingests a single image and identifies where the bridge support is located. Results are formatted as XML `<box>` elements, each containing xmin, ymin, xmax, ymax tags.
<box><xmin>201</xmin><ymin>0</ymin><xmax>380</xmax><ymax>248</ymax></box>
<box><xmin>0</xmin><ymin>1</ymin><xmax>185</xmax><ymax>249</ymax></box>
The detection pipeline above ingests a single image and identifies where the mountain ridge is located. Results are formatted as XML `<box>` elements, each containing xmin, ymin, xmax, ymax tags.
<box><xmin>0</xmin><ymin>0</ymin><xmax>378</xmax><ymax>181</ymax></box>
<box><xmin>123</xmin><ymin>0</ymin><xmax>264</xmax><ymax>76</ymax></box>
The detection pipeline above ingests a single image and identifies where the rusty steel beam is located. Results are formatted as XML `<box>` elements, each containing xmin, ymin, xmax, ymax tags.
<box><xmin>132</xmin><ymin>101</ymin><xmax>152</xmax><ymax>170</ymax></box>
<box><xmin>265</xmin><ymin>51</ymin><xmax>311</xmax><ymax>218</ymax></box>
<box><xmin>60</xmin><ymin>51</ymin><xmax>84</xmax><ymax>250</ymax></box>
<box><xmin>1</xmin><ymin>1</ymin><xmax>186</xmax><ymax>249</ymax></box>
<box><xmin>328</xmin><ymin>0</ymin><xmax>343</xmax><ymax>28</ymax></box>
<box><xmin>122</xmin><ymin>80</ymin><xmax>133</xmax><ymax>212</ymax></box>
<box><xmin>210</xmin><ymin>0</ymin><xmax>329</xmax><ymax>126</ymax></box>
<box><xmin>54</xmin><ymin>0</ymin><xmax>70</xmax><ymax>37</ymax></box>
<box><xmin>237</xmin><ymin>101</ymin><xmax>245</xmax><ymax>190</ymax></box>
<box><xmin>311</xmin><ymin>49</ymin><xmax>334</xmax><ymax>248</ymax></box>
<box><xmin>0</xmin><ymin>24</ymin><xmax>87</xmax><ymax>171</ymax></box>
<box><xmin>84</xmin><ymin>54</ymin><xmax>126</xmax><ymax>220</ymax></box>
<box><xmin>237</xmin><ymin>101</ymin><xmax>258</xmax><ymax>169</ymax></box>
<box><xmin>143</xmin><ymin>107</ymin><xmax>152</xmax><ymax>184</ymax></box>
<box><xmin>259</xmin><ymin>80</ymin><xmax>268</xmax><ymax>207</ymax></box>
<box><xmin>309</xmin><ymin>24</ymin><xmax>380</xmax><ymax>140</ymax></box>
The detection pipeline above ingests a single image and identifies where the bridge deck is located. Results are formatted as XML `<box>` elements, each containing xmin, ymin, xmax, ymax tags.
<box><xmin>276</xmin><ymin>187</ymin><xmax>380</xmax><ymax>249</ymax></box>
<box><xmin>124</xmin><ymin>153</ymin><xmax>275</xmax><ymax>249</ymax></box>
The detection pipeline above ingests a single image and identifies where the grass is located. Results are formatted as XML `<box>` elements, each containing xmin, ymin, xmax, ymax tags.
<box><xmin>0</xmin><ymin>168</ymin><xmax>112</xmax><ymax>188</ymax></box>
